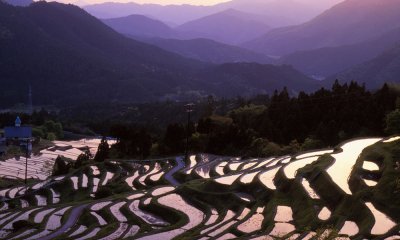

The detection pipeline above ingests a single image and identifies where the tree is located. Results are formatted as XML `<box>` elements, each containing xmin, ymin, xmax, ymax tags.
<box><xmin>302</xmin><ymin>137</ymin><xmax>322</xmax><ymax>151</ymax></box>
<box><xmin>75</xmin><ymin>149</ymin><xmax>92</xmax><ymax>168</ymax></box>
<box><xmin>94</xmin><ymin>137</ymin><xmax>110</xmax><ymax>162</ymax></box>
<box><xmin>52</xmin><ymin>156</ymin><xmax>71</xmax><ymax>176</ymax></box>
<box><xmin>385</xmin><ymin>109</ymin><xmax>400</xmax><ymax>135</ymax></box>
<box><xmin>162</xmin><ymin>123</ymin><xmax>185</xmax><ymax>154</ymax></box>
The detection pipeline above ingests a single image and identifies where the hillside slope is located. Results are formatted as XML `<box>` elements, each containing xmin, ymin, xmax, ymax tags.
<box><xmin>141</xmin><ymin>37</ymin><xmax>273</xmax><ymax>64</ymax></box>
<box><xmin>176</xmin><ymin>9</ymin><xmax>270</xmax><ymax>45</ymax></box>
<box><xmin>280</xmin><ymin>26</ymin><xmax>400</xmax><ymax>78</ymax></box>
<box><xmin>329</xmin><ymin>44</ymin><xmax>400</xmax><ymax>88</ymax></box>
<box><xmin>102</xmin><ymin>14</ymin><xmax>176</xmax><ymax>38</ymax></box>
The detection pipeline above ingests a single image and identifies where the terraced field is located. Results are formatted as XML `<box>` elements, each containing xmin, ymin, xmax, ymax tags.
<box><xmin>0</xmin><ymin>139</ymin><xmax>108</xmax><ymax>180</ymax></box>
<box><xmin>0</xmin><ymin>137</ymin><xmax>400</xmax><ymax>239</ymax></box>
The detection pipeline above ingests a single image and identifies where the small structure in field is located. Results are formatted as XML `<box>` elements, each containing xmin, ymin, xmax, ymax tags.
<box><xmin>3</xmin><ymin>116</ymin><xmax>33</xmax><ymax>155</ymax></box>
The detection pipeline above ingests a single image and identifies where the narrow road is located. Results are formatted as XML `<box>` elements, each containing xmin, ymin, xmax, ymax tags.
<box><xmin>41</xmin><ymin>204</ymin><xmax>89</xmax><ymax>240</ymax></box>
<box><xmin>165</xmin><ymin>157</ymin><xmax>185</xmax><ymax>186</ymax></box>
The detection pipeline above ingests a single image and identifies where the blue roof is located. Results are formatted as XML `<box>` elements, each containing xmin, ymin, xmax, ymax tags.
<box><xmin>15</xmin><ymin>116</ymin><xmax>22</xmax><ymax>126</ymax></box>
<box><xmin>4</xmin><ymin>126</ymin><xmax>32</xmax><ymax>138</ymax></box>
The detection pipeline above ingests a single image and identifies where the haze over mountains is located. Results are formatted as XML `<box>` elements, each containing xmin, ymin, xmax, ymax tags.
<box><xmin>102</xmin><ymin>14</ymin><xmax>176</xmax><ymax>38</ymax></box>
<box><xmin>2</xmin><ymin>0</ymin><xmax>32</xmax><ymax>6</ymax></box>
<box><xmin>331</xmin><ymin>44</ymin><xmax>400</xmax><ymax>89</ymax></box>
<box><xmin>281</xmin><ymin>26</ymin><xmax>400</xmax><ymax>78</ymax></box>
<box><xmin>175</xmin><ymin>9</ymin><xmax>270</xmax><ymax>45</ymax></box>
<box><xmin>243</xmin><ymin>0</ymin><xmax>400</xmax><ymax>56</ymax></box>
<box><xmin>84</xmin><ymin>0</ymin><xmax>341</xmax><ymax>27</ymax></box>
<box><xmin>102</xmin><ymin>9</ymin><xmax>271</xmax><ymax>45</ymax></box>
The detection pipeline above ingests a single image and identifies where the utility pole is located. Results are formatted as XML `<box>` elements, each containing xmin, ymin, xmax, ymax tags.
<box><xmin>28</xmin><ymin>85</ymin><xmax>33</xmax><ymax>115</ymax></box>
<box><xmin>184</xmin><ymin>103</ymin><xmax>194</xmax><ymax>162</ymax></box>
<box><xmin>25</xmin><ymin>138</ymin><xmax>29</xmax><ymax>184</ymax></box>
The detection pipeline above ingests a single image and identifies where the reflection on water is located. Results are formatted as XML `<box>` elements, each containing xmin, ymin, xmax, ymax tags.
<box><xmin>362</xmin><ymin>161</ymin><xmax>379</xmax><ymax>171</ymax></box>
<box><xmin>91</xmin><ymin>166</ymin><xmax>100</xmax><ymax>175</ymax></box>
<box><xmin>326</xmin><ymin>138</ymin><xmax>381</xmax><ymax>195</ymax></box>
<box><xmin>240</xmin><ymin>171</ymin><xmax>260</xmax><ymax>184</ymax></box>
<box><xmin>259</xmin><ymin>167</ymin><xmax>280</xmax><ymax>190</ymax></box>
<box><xmin>363</xmin><ymin>179</ymin><xmax>378</xmax><ymax>186</ymax></box>
<box><xmin>101</xmin><ymin>172</ymin><xmax>114</xmax><ymax>186</ymax></box>
<box><xmin>152</xmin><ymin>187</ymin><xmax>175</xmax><ymax>196</ymax></box>
<box><xmin>383</xmin><ymin>136</ymin><xmax>400</xmax><ymax>143</ymax></box>
<box><xmin>235</xmin><ymin>192</ymin><xmax>254</xmax><ymax>202</ymax></box>
<box><xmin>339</xmin><ymin>221</ymin><xmax>359</xmax><ymax>236</ymax></box>
<box><xmin>318</xmin><ymin>207</ymin><xmax>331</xmax><ymax>221</ymax></box>
<box><xmin>215</xmin><ymin>173</ymin><xmax>242</xmax><ymax>185</ymax></box>
<box><xmin>237</xmin><ymin>208</ymin><xmax>264</xmax><ymax>233</ymax></box>
<box><xmin>129</xmin><ymin>200</ymin><xmax>168</xmax><ymax>225</ymax></box>
<box><xmin>366</xmin><ymin>202</ymin><xmax>396</xmax><ymax>235</ymax></box>
<box><xmin>296</xmin><ymin>150</ymin><xmax>333</xmax><ymax>159</ymax></box>
<box><xmin>215</xmin><ymin>162</ymin><xmax>228</xmax><ymax>176</ymax></box>
<box><xmin>274</xmin><ymin>206</ymin><xmax>293</xmax><ymax>222</ymax></box>
<box><xmin>201</xmin><ymin>210</ymin><xmax>235</xmax><ymax>235</ymax></box>
<box><xmin>70</xmin><ymin>176</ymin><xmax>78</xmax><ymax>190</ymax></box>
<box><xmin>301</xmin><ymin>178</ymin><xmax>320</xmax><ymax>199</ymax></box>
<box><xmin>158</xmin><ymin>194</ymin><xmax>204</xmax><ymax>229</ymax></box>
<box><xmin>284</xmin><ymin>156</ymin><xmax>319</xmax><ymax>179</ymax></box>
<box><xmin>241</xmin><ymin>161</ymin><xmax>258</xmax><ymax>170</ymax></box>
<box><xmin>229</xmin><ymin>162</ymin><xmax>242</xmax><ymax>171</ymax></box>
<box><xmin>269</xmin><ymin>222</ymin><xmax>295</xmax><ymax>237</ymax></box>
<box><xmin>110</xmin><ymin>202</ymin><xmax>127</xmax><ymax>222</ymax></box>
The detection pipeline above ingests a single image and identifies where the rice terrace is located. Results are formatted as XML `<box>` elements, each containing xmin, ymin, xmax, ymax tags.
<box><xmin>0</xmin><ymin>137</ymin><xmax>399</xmax><ymax>240</ymax></box>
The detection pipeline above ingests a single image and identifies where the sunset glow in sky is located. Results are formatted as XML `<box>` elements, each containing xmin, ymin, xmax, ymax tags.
<box><xmin>41</xmin><ymin>0</ymin><xmax>345</xmax><ymax>7</ymax></box>
<box><xmin>53</xmin><ymin>0</ymin><xmax>231</xmax><ymax>6</ymax></box>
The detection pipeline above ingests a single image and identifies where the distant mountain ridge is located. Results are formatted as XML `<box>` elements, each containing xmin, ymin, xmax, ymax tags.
<box><xmin>281</xmin><ymin>26</ymin><xmax>400</xmax><ymax>78</ymax></box>
<box><xmin>329</xmin><ymin>44</ymin><xmax>400</xmax><ymax>89</ymax></box>
<box><xmin>175</xmin><ymin>9</ymin><xmax>270</xmax><ymax>45</ymax></box>
<box><xmin>84</xmin><ymin>0</ymin><xmax>338</xmax><ymax>27</ymax></box>
<box><xmin>243</xmin><ymin>0</ymin><xmax>400</xmax><ymax>56</ymax></box>
<box><xmin>2</xmin><ymin>0</ymin><xmax>32</xmax><ymax>6</ymax></box>
<box><xmin>102</xmin><ymin>14</ymin><xmax>176</xmax><ymax>38</ymax></box>
<box><xmin>103</xmin><ymin>9</ymin><xmax>271</xmax><ymax>46</ymax></box>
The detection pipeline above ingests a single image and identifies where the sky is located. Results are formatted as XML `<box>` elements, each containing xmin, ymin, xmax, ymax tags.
<box><xmin>42</xmin><ymin>0</ymin><xmax>345</xmax><ymax>7</ymax></box>
<box><xmin>53</xmin><ymin>0</ymin><xmax>232</xmax><ymax>6</ymax></box>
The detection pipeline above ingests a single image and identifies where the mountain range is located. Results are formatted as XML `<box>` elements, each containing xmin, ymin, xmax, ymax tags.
<box><xmin>102</xmin><ymin>9</ymin><xmax>271</xmax><ymax>45</ymax></box>
<box><xmin>0</xmin><ymin>1</ymin><xmax>317</xmax><ymax>107</ymax></box>
<box><xmin>102</xmin><ymin>14</ymin><xmax>176</xmax><ymax>39</ymax></box>
<box><xmin>175</xmin><ymin>9</ymin><xmax>270</xmax><ymax>45</ymax></box>
<box><xmin>84</xmin><ymin>0</ymin><xmax>340</xmax><ymax>27</ymax></box>
<box><xmin>330</xmin><ymin>44</ymin><xmax>400</xmax><ymax>89</ymax></box>
<box><xmin>2</xmin><ymin>0</ymin><xmax>32</xmax><ymax>6</ymax></box>
<box><xmin>243</xmin><ymin>0</ymin><xmax>400</xmax><ymax>56</ymax></box>
<box><xmin>280</xmin><ymin>26</ymin><xmax>400</xmax><ymax>78</ymax></box>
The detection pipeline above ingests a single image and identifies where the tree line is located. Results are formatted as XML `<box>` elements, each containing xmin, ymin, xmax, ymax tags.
<box><xmin>98</xmin><ymin>81</ymin><xmax>400</xmax><ymax>159</ymax></box>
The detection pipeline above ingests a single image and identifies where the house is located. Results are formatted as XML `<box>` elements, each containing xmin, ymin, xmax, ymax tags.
<box><xmin>0</xmin><ymin>133</ymin><xmax>5</xmax><ymax>155</ymax></box>
<box><xmin>4</xmin><ymin>116</ymin><xmax>32</xmax><ymax>154</ymax></box>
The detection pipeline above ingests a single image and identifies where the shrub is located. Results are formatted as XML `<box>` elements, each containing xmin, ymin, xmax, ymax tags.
<box><xmin>95</xmin><ymin>186</ymin><xmax>113</xmax><ymax>199</ymax></box>
<box><xmin>13</xmin><ymin>220</ymin><xmax>35</xmax><ymax>231</ymax></box>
